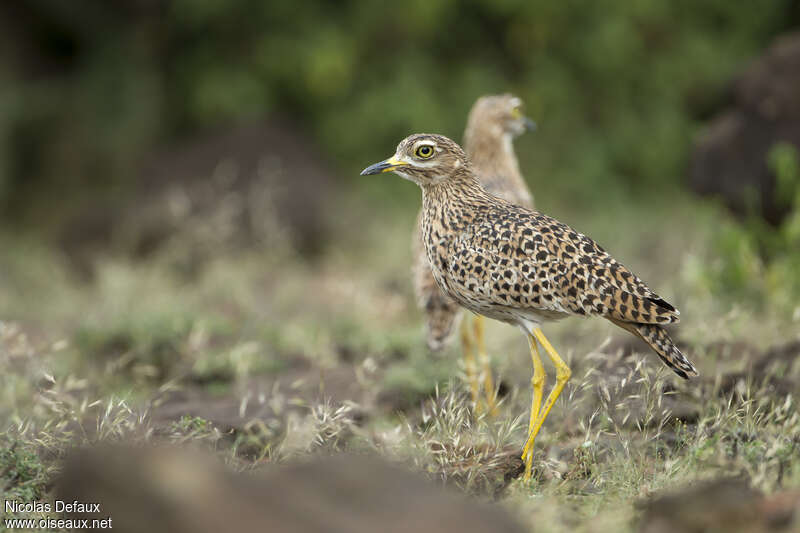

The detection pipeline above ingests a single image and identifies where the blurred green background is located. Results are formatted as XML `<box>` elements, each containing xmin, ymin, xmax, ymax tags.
<box><xmin>1</xmin><ymin>0</ymin><xmax>799</xmax><ymax>299</ymax></box>
<box><xmin>1</xmin><ymin>1</ymin><xmax>797</xmax><ymax>204</ymax></box>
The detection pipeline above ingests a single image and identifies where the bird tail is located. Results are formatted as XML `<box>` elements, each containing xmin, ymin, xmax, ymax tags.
<box><xmin>611</xmin><ymin>320</ymin><xmax>698</xmax><ymax>379</ymax></box>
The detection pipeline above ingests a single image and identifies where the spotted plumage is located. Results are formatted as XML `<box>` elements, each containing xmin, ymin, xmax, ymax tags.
<box><xmin>432</xmin><ymin>187</ymin><xmax>679</xmax><ymax>331</ymax></box>
<box><xmin>412</xmin><ymin>94</ymin><xmax>535</xmax><ymax>351</ymax></box>
<box><xmin>362</xmin><ymin>132</ymin><xmax>698</xmax><ymax>480</ymax></box>
<box><xmin>411</xmin><ymin>210</ymin><xmax>463</xmax><ymax>351</ymax></box>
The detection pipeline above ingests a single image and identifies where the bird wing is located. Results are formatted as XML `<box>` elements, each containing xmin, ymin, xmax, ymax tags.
<box><xmin>524</xmin><ymin>210</ymin><xmax>680</xmax><ymax>325</ymax></box>
<box><xmin>445</xmin><ymin>204</ymin><xmax>679</xmax><ymax>325</ymax></box>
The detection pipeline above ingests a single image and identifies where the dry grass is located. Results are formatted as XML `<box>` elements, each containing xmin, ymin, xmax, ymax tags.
<box><xmin>1</xmin><ymin>190</ymin><xmax>799</xmax><ymax>531</ymax></box>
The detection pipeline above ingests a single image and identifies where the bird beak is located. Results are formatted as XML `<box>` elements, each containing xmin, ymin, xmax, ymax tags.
<box><xmin>360</xmin><ymin>156</ymin><xmax>408</xmax><ymax>176</ymax></box>
<box><xmin>523</xmin><ymin>117</ymin><xmax>537</xmax><ymax>132</ymax></box>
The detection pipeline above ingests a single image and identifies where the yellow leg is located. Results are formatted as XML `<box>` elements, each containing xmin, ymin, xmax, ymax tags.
<box><xmin>473</xmin><ymin>315</ymin><xmax>498</xmax><ymax>417</ymax></box>
<box><xmin>521</xmin><ymin>334</ymin><xmax>546</xmax><ymax>480</ymax></box>
<box><xmin>460</xmin><ymin>319</ymin><xmax>482</xmax><ymax>414</ymax></box>
<box><xmin>521</xmin><ymin>328</ymin><xmax>572</xmax><ymax>481</ymax></box>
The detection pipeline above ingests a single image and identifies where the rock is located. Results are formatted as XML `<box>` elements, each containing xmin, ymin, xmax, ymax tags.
<box><xmin>639</xmin><ymin>478</ymin><xmax>800</xmax><ymax>533</ymax></box>
<box><xmin>151</xmin><ymin>363</ymin><xmax>374</xmax><ymax>432</ymax></box>
<box><xmin>135</xmin><ymin>118</ymin><xmax>337</xmax><ymax>256</ymax></box>
<box><xmin>717</xmin><ymin>339</ymin><xmax>800</xmax><ymax>398</ymax></box>
<box><xmin>689</xmin><ymin>32</ymin><xmax>800</xmax><ymax>226</ymax></box>
<box><xmin>55</xmin><ymin>446</ymin><xmax>527</xmax><ymax>533</ymax></box>
<box><xmin>59</xmin><ymin>118</ymin><xmax>338</xmax><ymax>277</ymax></box>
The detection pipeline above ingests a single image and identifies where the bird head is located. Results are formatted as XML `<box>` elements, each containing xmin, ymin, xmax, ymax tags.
<box><xmin>360</xmin><ymin>134</ymin><xmax>469</xmax><ymax>186</ymax></box>
<box><xmin>465</xmin><ymin>94</ymin><xmax>536</xmax><ymax>142</ymax></box>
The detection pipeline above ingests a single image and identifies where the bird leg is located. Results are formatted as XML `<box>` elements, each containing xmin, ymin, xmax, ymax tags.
<box><xmin>460</xmin><ymin>319</ymin><xmax>482</xmax><ymax>413</ymax></box>
<box><xmin>472</xmin><ymin>314</ymin><xmax>498</xmax><ymax>417</ymax></box>
<box><xmin>520</xmin><ymin>328</ymin><xmax>571</xmax><ymax>482</ymax></box>
<box><xmin>521</xmin><ymin>334</ymin><xmax>546</xmax><ymax>481</ymax></box>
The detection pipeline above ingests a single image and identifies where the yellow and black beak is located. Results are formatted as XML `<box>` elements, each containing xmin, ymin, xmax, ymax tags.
<box><xmin>360</xmin><ymin>156</ymin><xmax>408</xmax><ymax>176</ymax></box>
<box><xmin>511</xmin><ymin>106</ymin><xmax>537</xmax><ymax>132</ymax></box>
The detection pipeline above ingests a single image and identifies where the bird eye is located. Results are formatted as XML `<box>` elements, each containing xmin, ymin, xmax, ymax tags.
<box><xmin>415</xmin><ymin>145</ymin><xmax>434</xmax><ymax>158</ymax></box>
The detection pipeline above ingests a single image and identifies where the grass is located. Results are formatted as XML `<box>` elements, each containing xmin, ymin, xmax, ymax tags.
<box><xmin>1</xmin><ymin>185</ymin><xmax>799</xmax><ymax>532</ymax></box>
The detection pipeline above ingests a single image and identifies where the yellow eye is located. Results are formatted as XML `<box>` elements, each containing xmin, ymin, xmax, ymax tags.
<box><xmin>510</xmin><ymin>106</ymin><xmax>523</xmax><ymax>119</ymax></box>
<box><xmin>415</xmin><ymin>145</ymin><xmax>434</xmax><ymax>158</ymax></box>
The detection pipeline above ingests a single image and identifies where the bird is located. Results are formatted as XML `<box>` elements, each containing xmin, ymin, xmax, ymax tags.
<box><xmin>361</xmin><ymin>133</ymin><xmax>698</xmax><ymax>481</ymax></box>
<box><xmin>411</xmin><ymin>94</ymin><xmax>536</xmax><ymax>415</ymax></box>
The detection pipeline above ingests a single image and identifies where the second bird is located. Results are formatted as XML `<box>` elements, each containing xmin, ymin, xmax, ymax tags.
<box><xmin>412</xmin><ymin>94</ymin><xmax>536</xmax><ymax>414</ymax></box>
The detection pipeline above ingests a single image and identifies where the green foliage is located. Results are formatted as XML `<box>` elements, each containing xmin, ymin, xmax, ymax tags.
<box><xmin>769</xmin><ymin>143</ymin><xmax>800</xmax><ymax>245</ymax></box>
<box><xmin>771</xmin><ymin>142</ymin><xmax>800</xmax><ymax>207</ymax></box>
<box><xmin>695</xmin><ymin>142</ymin><xmax>800</xmax><ymax>307</ymax></box>
<box><xmin>0</xmin><ymin>440</ymin><xmax>48</xmax><ymax>504</ymax></box>
<box><xmin>168</xmin><ymin>415</ymin><xmax>224</xmax><ymax>447</ymax></box>
<box><xmin>73</xmin><ymin>314</ymin><xmax>196</xmax><ymax>382</ymax></box>
<box><xmin>1</xmin><ymin>1</ymin><xmax>797</xmax><ymax>218</ymax></box>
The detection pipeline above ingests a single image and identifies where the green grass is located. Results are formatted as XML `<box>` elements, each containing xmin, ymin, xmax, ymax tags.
<box><xmin>0</xmin><ymin>440</ymin><xmax>49</xmax><ymax>503</ymax></box>
<box><xmin>1</xmin><ymin>188</ymin><xmax>798</xmax><ymax>532</ymax></box>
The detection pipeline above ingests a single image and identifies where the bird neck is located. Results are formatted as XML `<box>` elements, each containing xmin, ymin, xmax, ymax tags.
<box><xmin>464</xmin><ymin>131</ymin><xmax>525</xmax><ymax>194</ymax></box>
<box><xmin>421</xmin><ymin>170</ymin><xmax>484</xmax><ymax>207</ymax></box>
<box><xmin>420</xmin><ymin>170</ymin><xmax>486</xmax><ymax>238</ymax></box>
